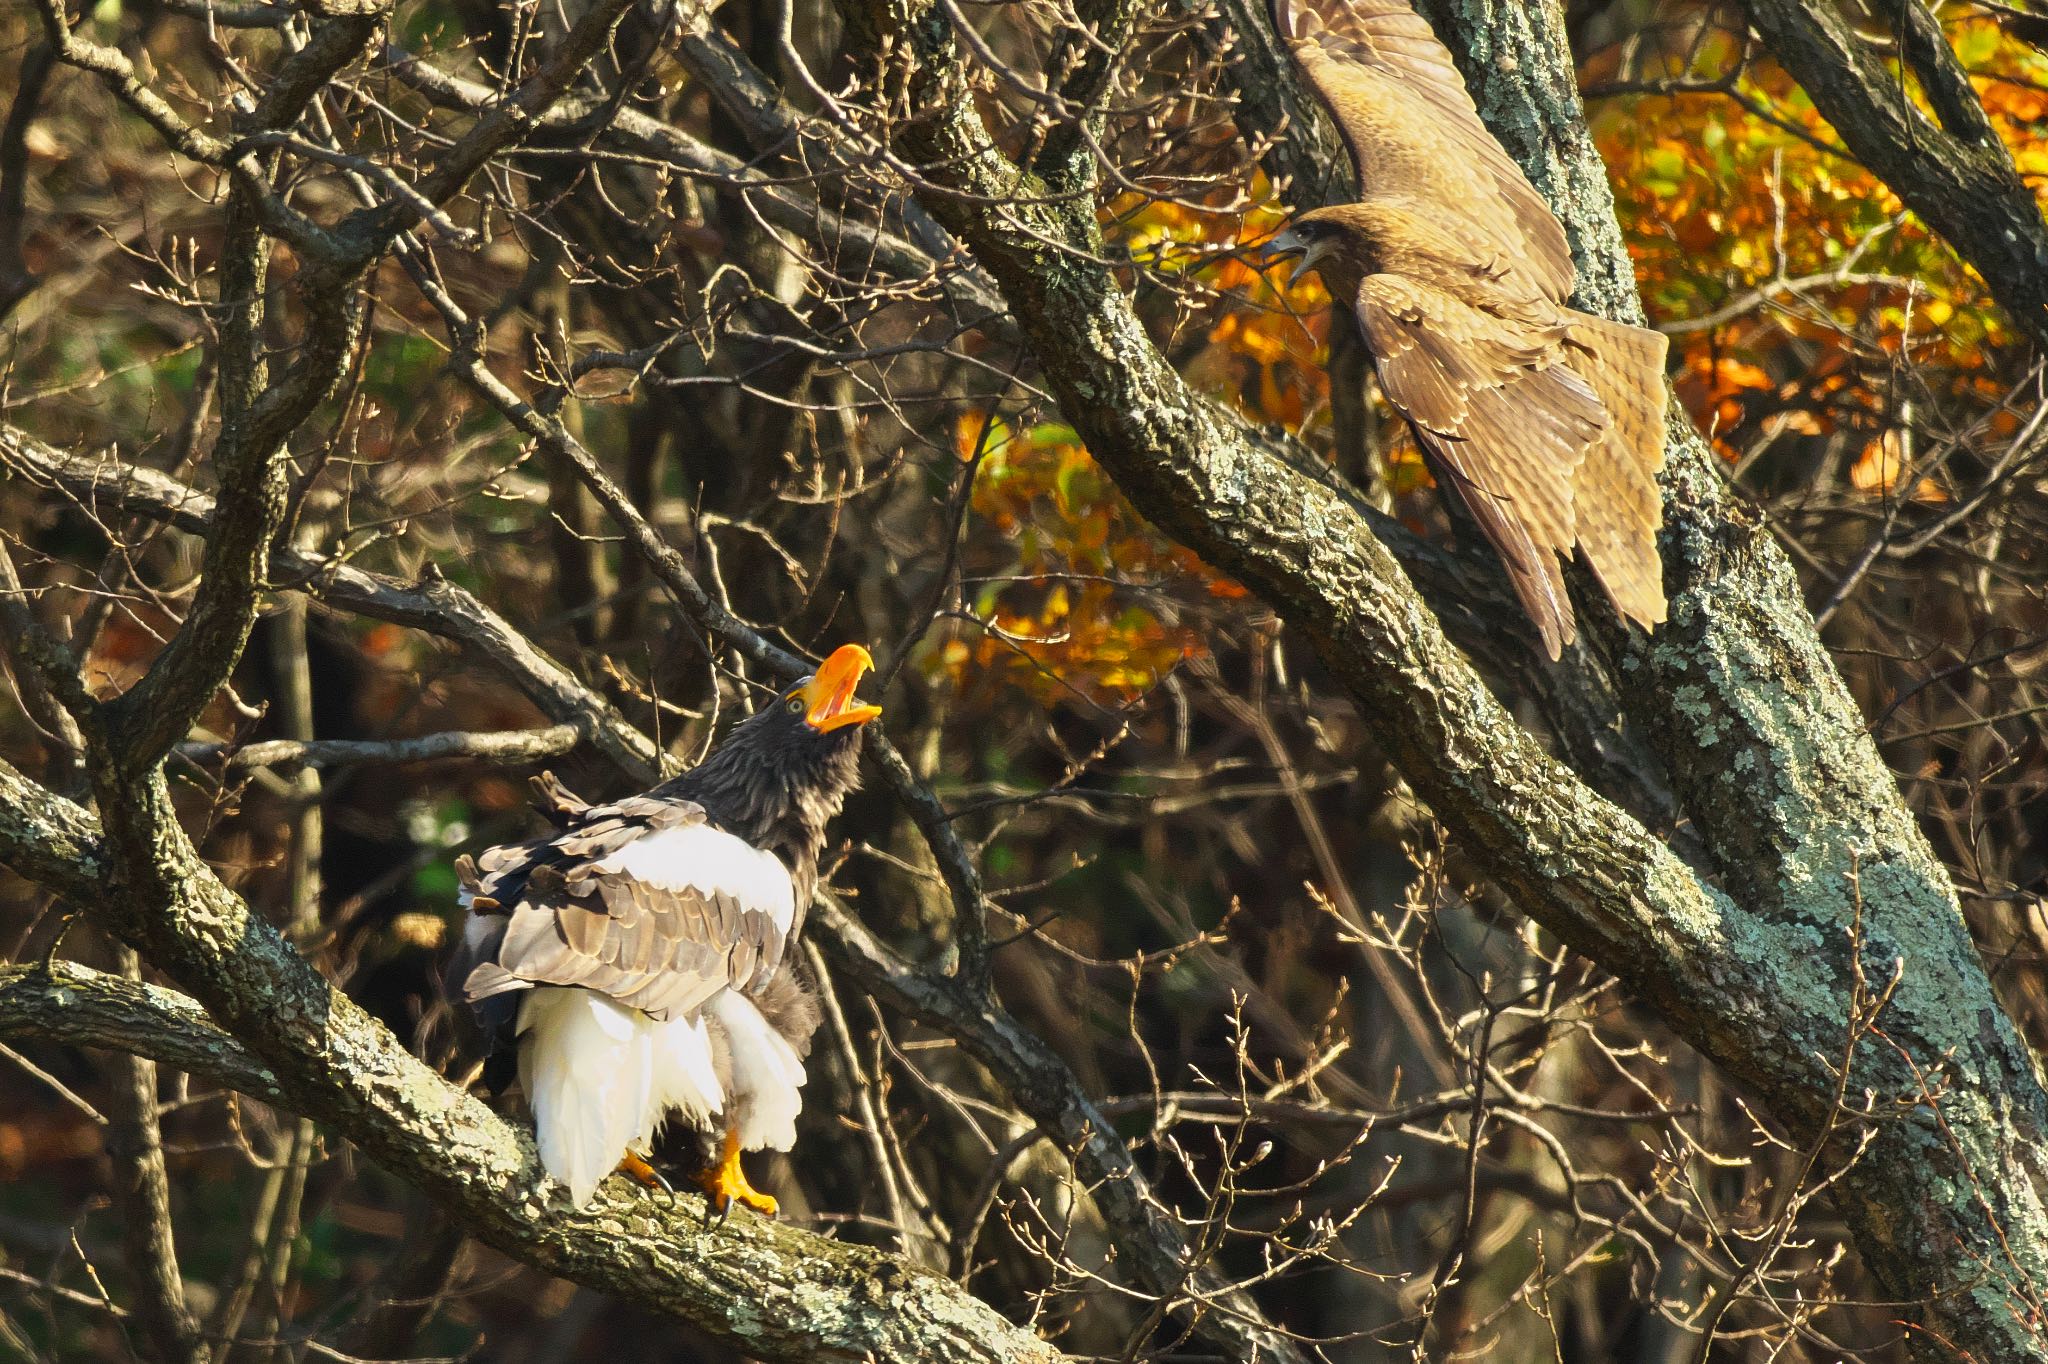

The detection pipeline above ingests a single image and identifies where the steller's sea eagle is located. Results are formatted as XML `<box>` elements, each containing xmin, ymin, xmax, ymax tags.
<box><xmin>1261</xmin><ymin>0</ymin><xmax>1670</xmax><ymax>659</ymax></box>
<box><xmin>447</xmin><ymin>644</ymin><xmax>880</xmax><ymax>1213</ymax></box>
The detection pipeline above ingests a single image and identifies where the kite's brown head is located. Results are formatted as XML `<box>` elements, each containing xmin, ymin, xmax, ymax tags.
<box><xmin>1264</xmin><ymin>202</ymin><xmax>1432</xmax><ymax>300</ymax></box>
<box><xmin>1263</xmin><ymin>212</ymin><xmax>1351</xmax><ymax>296</ymax></box>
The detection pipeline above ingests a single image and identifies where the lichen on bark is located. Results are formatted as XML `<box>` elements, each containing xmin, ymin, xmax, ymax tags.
<box><xmin>835</xmin><ymin>0</ymin><xmax>2048</xmax><ymax>1356</ymax></box>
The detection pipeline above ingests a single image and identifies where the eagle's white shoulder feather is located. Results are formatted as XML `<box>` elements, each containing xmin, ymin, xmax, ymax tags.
<box><xmin>598</xmin><ymin>821</ymin><xmax>797</xmax><ymax>935</ymax></box>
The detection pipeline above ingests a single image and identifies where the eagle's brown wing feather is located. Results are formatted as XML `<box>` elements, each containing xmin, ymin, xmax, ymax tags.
<box><xmin>1271</xmin><ymin>0</ymin><xmax>1575</xmax><ymax>301</ymax></box>
<box><xmin>527</xmin><ymin>771</ymin><xmax>591</xmax><ymax>826</ymax></box>
<box><xmin>456</xmin><ymin>793</ymin><xmax>795</xmax><ymax>1023</ymax></box>
<box><xmin>1356</xmin><ymin>274</ymin><xmax>1608</xmax><ymax>657</ymax></box>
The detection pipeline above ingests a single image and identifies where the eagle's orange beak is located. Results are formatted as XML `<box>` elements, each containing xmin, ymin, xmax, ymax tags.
<box><xmin>800</xmin><ymin>644</ymin><xmax>883</xmax><ymax>733</ymax></box>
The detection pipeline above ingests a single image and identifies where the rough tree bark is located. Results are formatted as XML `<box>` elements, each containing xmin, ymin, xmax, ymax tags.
<box><xmin>0</xmin><ymin>1</ymin><xmax>1069</xmax><ymax>1354</ymax></box>
<box><xmin>0</xmin><ymin>773</ymin><xmax>1064</xmax><ymax>1364</ymax></box>
<box><xmin>1741</xmin><ymin>0</ymin><xmax>2048</xmax><ymax>351</ymax></box>
<box><xmin>828</xmin><ymin>0</ymin><xmax>2048</xmax><ymax>1358</ymax></box>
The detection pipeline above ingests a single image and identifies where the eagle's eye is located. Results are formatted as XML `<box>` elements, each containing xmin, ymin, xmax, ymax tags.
<box><xmin>785</xmin><ymin>695</ymin><xmax>805</xmax><ymax>715</ymax></box>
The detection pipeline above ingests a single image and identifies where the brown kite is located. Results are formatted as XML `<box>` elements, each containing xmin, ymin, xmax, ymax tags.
<box><xmin>1264</xmin><ymin>0</ymin><xmax>1669</xmax><ymax>657</ymax></box>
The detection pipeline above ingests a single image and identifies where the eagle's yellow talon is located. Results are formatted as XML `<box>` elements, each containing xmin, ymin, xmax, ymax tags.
<box><xmin>693</xmin><ymin>1129</ymin><xmax>778</xmax><ymax>1219</ymax></box>
<box><xmin>615</xmin><ymin>1149</ymin><xmax>673</xmax><ymax>1200</ymax></box>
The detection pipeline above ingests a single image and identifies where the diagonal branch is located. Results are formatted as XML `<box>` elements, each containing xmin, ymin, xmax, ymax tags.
<box><xmin>0</xmin><ymin>426</ymin><xmax>662</xmax><ymax>783</ymax></box>
<box><xmin>0</xmin><ymin>780</ymin><xmax>1064</xmax><ymax>1364</ymax></box>
<box><xmin>331</xmin><ymin>0</ymin><xmax>648</xmax><ymax>262</ymax></box>
<box><xmin>1732</xmin><ymin>0</ymin><xmax>2048</xmax><ymax>347</ymax></box>
<box><xmin>82</xmin><ymin>7</ymin><xmax>386</xmax><ymax>775</ymax></box>
<box><xmin>181</xmin><ymin>726</ymin><xmax>586</xmax><ymax>772</ymax></box>
<box><xmin>815</xmin><ymin>897</ymin><xmax>1295</xmax><ymax>1351</ymax></box>
<box><xmin>832</xmin><ymin>1</ymin><xmax>2048</xmax><ymax>1360</ymax></box>
<box><xmin>0</xmin><ymin>963</ymin><xmax>283</xmax><ymax>1106</ymax></box>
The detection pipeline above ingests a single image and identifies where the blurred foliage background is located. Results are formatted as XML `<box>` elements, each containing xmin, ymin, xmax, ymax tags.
<box><xmin>1</xmin><ymin>0</ymin><xmax>2045</xmax><ymax>1359</ymax></box>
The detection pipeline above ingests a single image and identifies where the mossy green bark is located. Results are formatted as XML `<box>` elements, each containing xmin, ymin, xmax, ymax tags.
<box><xmin>849</xmin><ymin>0</ymin><xmax>2048</xmax><ymax>1356</ymax></box>
<box><xmin>1420</xmin><ymin>3</ymin><xmax>2048</xmax><ymax>1355</ymax></box>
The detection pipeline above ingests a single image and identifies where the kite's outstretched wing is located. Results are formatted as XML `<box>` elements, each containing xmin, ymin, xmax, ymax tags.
<box><xmin>1355</xmin><ymin>274</ymin><xmax>1608</xmax><ymax>657</ymax></box>
<box><xmin>1270</xmin><ymin>0</ymin><xmax>1575</xmax><ymax>301</ymax></box>
<box><xmin>1565</xmin><ymin>313</ymin><xmax>1672</xmax><ymax>632</ymax></box>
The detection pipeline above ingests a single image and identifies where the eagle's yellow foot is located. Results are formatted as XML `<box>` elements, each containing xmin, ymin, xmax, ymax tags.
<box><xmin>615</xmin><ymin>1149</ymin><xmax>674</xmax><ymax>1203</ymax></box>
<box><xmin>692</xmin><ymin>1129</ymin><xmax>777</xmax><ymax>1221</ymax></box>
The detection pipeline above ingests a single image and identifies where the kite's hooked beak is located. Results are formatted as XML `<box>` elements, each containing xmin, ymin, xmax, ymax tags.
<box><xmin>800</xmin><ymin>644</ymin><xmax>883</xmax><ymax>734</ymax></box>
<box><xmin>1263</xmin><ymin>225</ymin><xmax>1324</xmax><ymax>287</ymax></box>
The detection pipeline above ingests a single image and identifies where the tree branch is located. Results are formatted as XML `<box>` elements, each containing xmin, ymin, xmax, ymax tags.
<box><xmin>0</xmin><ymin>40</ymin><xmax>54</xmax><ymax>319</ymax></box>
<box><xmin>0</xmin><ymin>425</ymin><xmax>662</xmax><ymax>783</ymax></box>
<box><xmin>332</xmin><ymin>0</ymin><xmax>646</xmax><ymax>262</ymax></box>
<box><xmin>0</xmin><ymin>790</ymin><xmax>1064</xmax><ymax>1364</ymax></box>
<box><xmin>181</xmin><ymin>725</ymin><xmax>585</xmax><ymax>773</ymax></box>
<box><xmin>86</xmin><ymin>8</ymin><xmax>383</xmax><ymax>774</ymax></box>
<box><xmin>839</xmin><ymin>0</ymin><xmax>2048</xmax><ymax>1359</ymax></box>
<box><xmin>98</xmin><ymin>952</ymin><xmax>205</xmax><ymax>1364</ymax></box>
<box><xmin>1741</xmin><ymin>0</ymin><xmax>2048</xmax><ymax>348</ymax></box>
<box><xmin>0</xmin><ymin>963</ymin><xmax>283</xmax><ymax>1104</ymax></box>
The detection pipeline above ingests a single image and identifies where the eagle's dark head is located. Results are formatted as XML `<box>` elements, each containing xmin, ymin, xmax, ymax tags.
<box><xmin>662</xmin><ymin>643</ymin><xmax>881</xmax><ymax>896</ymax></box>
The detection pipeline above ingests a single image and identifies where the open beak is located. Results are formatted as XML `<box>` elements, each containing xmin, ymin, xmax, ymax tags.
<box><xmin>800</xmin><ymin>643</ymin><xmax>883</xmax><ymax>733</ymax></box>
<box><xmin>1262</xmin><ymin>226</ymin><xmax>1320</xmax><ymax>287</ymax></box>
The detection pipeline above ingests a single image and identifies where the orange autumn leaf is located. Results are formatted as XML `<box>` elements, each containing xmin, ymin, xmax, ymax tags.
<box><xmin>1850</xmin><ymin>432</ymin><xmax>1949</xmax><ymax>503</ymax></box>
<box><xmin>939</xmin><ymin>418</ymin><xmax>1239</xmax><ymax>704</ymax></box>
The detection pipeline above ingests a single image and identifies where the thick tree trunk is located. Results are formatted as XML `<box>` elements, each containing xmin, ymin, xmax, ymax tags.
<box><xmin>831</xmin><ymin>0</ymin><xmax>2048</xmax><ymax>1357</ymax></box>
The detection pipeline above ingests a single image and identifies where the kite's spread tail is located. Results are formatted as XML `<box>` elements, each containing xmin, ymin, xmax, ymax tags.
<box><xmin>1565</xmin><ymin>312</ymin><xmax>1672</xmax><ymax>634</ymax></box>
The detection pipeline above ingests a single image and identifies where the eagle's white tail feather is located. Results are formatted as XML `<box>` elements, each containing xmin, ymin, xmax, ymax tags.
<box><xmin>709</xmin><ymin>990</ymin><xmax>807</xmax><ymax>1151</ymax></box>
<box><xmin>517</xmin><ymin>988</ymin><xmax>658</xmax><ymax>1205</ymax></box>
<box><xmin>652</xmin><ymin>1012</ymin><xmax>725</xmax><ymax>1133</ymax></box>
